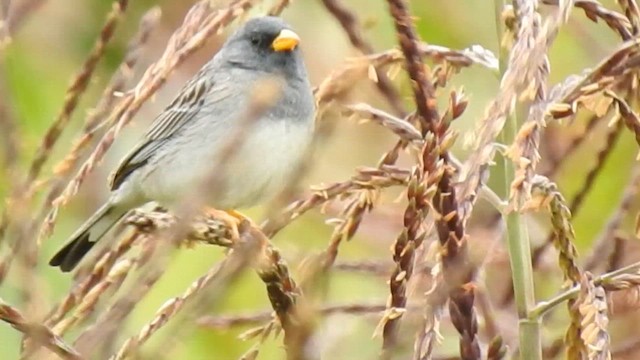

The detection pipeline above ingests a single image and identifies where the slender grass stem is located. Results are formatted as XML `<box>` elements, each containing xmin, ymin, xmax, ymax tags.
<box><xmin>494</xmin><ymin>1</ymin><xmax>541</xmax><ymax>359</ymax></box>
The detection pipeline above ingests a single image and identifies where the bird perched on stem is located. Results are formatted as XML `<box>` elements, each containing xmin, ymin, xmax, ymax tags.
<box><xmin>50</xmin><ymin>16</ymin><xmax>315</xmax><ymax>272</ymax></box>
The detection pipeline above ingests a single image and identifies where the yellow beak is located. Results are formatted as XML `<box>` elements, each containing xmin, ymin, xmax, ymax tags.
<box><xmin>271</xmin><ymin>29</ymin><xmax>300</xmax><ymax>52</ymax></box>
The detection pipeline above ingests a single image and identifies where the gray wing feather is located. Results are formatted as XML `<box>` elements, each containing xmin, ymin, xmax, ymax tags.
<box><xmin>109</xmin><ymin>74</ymin><xmax>227</xmax><ymax>191</ymax></box>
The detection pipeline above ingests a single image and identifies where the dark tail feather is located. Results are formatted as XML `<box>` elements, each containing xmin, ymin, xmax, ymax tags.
<box><xmin>48</xmin><ymin>231</ymin><xmax>95</xmax><ymax>272</ymax></box>
<box><xmin>49</xmin><ymin>203</ymin><xmax>126</xmax><ymax>272</ymax></box>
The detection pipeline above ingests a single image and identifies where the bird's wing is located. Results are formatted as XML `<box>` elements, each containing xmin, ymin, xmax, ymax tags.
<box><xmin>109</xmin><ymin>74</ymin><xmax>230</xmax><ymax>191</ymax></box>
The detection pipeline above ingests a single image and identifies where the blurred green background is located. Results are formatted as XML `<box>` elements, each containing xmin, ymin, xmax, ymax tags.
<box><xmin>1</xmin><ymin>0</ymin><xmax>639</xmax><ymax>359</ymax></box>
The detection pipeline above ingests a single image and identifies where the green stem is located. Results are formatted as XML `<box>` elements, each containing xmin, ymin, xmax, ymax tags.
<box><xmin>530</xmin><ymin>261</ymin><xmax>640</xmax><ymax>318</ymax></box>
<box><xmin>494</xmin><ymin>1</ymin><xmax>541</xmax><ymax>359</ymax></box>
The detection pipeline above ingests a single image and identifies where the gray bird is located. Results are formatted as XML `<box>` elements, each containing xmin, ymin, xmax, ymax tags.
<box><xmin>50</xmin><ymin>16</ymin><xmax>315</xmax><ymax>272</ymax></box>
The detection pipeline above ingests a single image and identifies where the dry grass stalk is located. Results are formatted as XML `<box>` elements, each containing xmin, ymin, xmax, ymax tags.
<box><xmin>616</xmin><ymin>0</ymin><xmax>640</xmax><ymax>32</ymax></box>
<box><xmin>546</xmin><ymin>41</ymin><xmax>640</xmax><ymax>122</ymax></box>
<box><xmin>0</xmin><ymin>0</ymin><xmax>130</xmax><ymax>306</ymax></box>
<box><xmin>255</xmin><ymin>242</ymin><xmax>309</xmax><ymax>360</ymax></box>
<box><xmin>41</xmin><ymin>6</ymin><xmax>161</xmax><ymax>213</ymax></box>
<box><xmin>261</xmin><ymin>165</ymin><xmax>409</xmax><ymax>237</ymax></box>
<box><xmin>3</xmin><ymin>0</ymin><xmax>45</xmax><ymax>35</ymax></box>
<box><xmin>70</xmin><ymin>207</ymin><xmax>302</xmax><ymax>359</ymax></box>
<box><xmin>122</xmin><ymin>225</ymin><xmax>267</xmax><ymax>360</ymax></box>
<box><xmin>543</xmin><ymin>0</ymin><xmax>633</xmax><ymax>40</ymax></box>
<box><xmin>576</xmin><ymin>273</ymin><xmax>611</xmax><ymax>360</ymax></box>
<box><xmin>457</xmin><ymin>0</ymin><xmax>572</xmax><ymax>222</ymax></box>
<box><xmin>607</xmin><ymin>91</ymin><xmax>640</xmax><ymax>146</ymax></box>
<box><xmin>506</xmin><ymin>8</ymin><xmax>550</xmax><ymax>208</ymax></box>
<box><xmin>527</xmin><ymin>177</ymin><xmax>582</xmax><ymax>283</ymax></box>
<box><xmin>0</xmin><ymin>88</ymin><xmax>18</xmax><ymax>179</ymax></box>
<box><xmin>199</xmin><ymin>303</ymin><xmax>388</xmax><ymax>329</ymax></box>
<box><xmin>543</xmin><ymin>113</ymin><xmax>600</xmax><ymax>178</ymax></box>
<box><xmin>320</xmin><ymin>0</ymin><xmax>407</xmax><ymax>115</ymax></box>
<box><xmin>267</xmin><ymin>0</ymin><xmax>292</xmax><ymax>16</ymax></box>
<box><xmin>41</xmin><ymin>0</ymin><xmax>258</xmax><ymax>239</ymax></box>
<box><xmin>527</xmin><ymin>175</ymin><xmax>585</xmax><ymax>358</ymax></box>
<box><xmin>314</xmin><ymin>44</ymin><xmax>497</xmax><ymax>107</ymax></box>
<box><xmin>344</xmin><ymin>103</ymin><xmax>422</xmax><ymax>143</ymax></box>
<box><xmin>44</xmin><ymin>228</ymin><xmax>144</xmax><ymax>328</ymax></box>
<box><xmin>110</xmin><ymin>235</ymin><xmax>253</xmax><ymax>359</ymax></box>
<box><xmin>25</xmin><ymin>0</ymin><xmax>128</xmax><ymax>185</ymax></box>
<box><xmin>584</xmin><ymin>165</ymin><xmax>640</xmax><ymax>271</ymax></box>
<box><xmin>529</xmin><ymin>117</ymin><xmax>623</xmax><ymax>279</ymax></box>
<box><xmin>0</xmin><ymin>1</ymin><xmax>8</xmax><ymax>48</ymax></box>
<box><xmin>52</xmin><ymin>257</ymin><xmax>132</xmax><ymax>336</ymax></box>
<box><xmin>0</xmin><ymin>298</ymin><xmax>82</xmax><ymax>360</ymax></box>
<box><xmin>380</xmin><ymin>1</ymin><xmax>479</xmax><ymax>359</ymax></box>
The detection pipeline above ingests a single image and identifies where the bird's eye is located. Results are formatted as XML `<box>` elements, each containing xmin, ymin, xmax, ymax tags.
<box><xmin>250</xmin><ymin>36</ymin><xmax>261</xmax><ymax>46</ymax></box>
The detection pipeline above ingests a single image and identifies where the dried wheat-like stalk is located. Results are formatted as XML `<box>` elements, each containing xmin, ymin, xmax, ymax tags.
<box><xmin>543</xmin><ymin>0</ymin><xmax>633</xmax><ymax>40</ymax></box>
<box><xmin>320</xmin><ymin>0</ymin><xmax>406</xmax><ymax>115</ymax></box>
<box><xmin>380</xmin><ymin>1</ymin><xmax>479</xmax><ymax>359</ymax></box>
<box><xmin>507</xmin><ymin>17</ymin><xmax>550</xmax><ymax>209</ymax></box>
<box><xmin>46</xmin><ymin>203</ymin><xmax>233</xmax><ymax>337</ymax></box>
<box><xmin>458</xmin><ymin>0</ymin><xmax>573</xmax><ymax>221</ymax></box>
<box><xmin>546</xmin><ymin>41</ymin><xmax>640</xmax><ymax>122</ymax></box>
<box><xmin>261</xmin><ymin>165</ymin><xmax>409</xmax><ymax>237</ymax></box>
<box><xmin>616</xmin><ymin>0</ymin><xmax>640</xmax><ymax>32</ymax></box>
<box><xmin>199</xmin><ymin>303</ymin><xmax>387</xmax><ymax>329</ymax></box>
<box><xmin>3</xmin><ymin>0</ymin><xmax>45</xmax><ymax>36</ymax></box>
<box><xmin>528</xmin><ymin>116</ymin><xmax>623</xmax><ymax>279</ymax></box>
<box><xmin>314</xmin><ymin>44</ymin><xmax>497</xmax><ymax>107</ymax></box>
<box><xmin>26</xmin><ymin>0</ymin><xmax>128</xmax><ymax>186</ymax></box>
<box><xmin>576</xmin><ymin>273</ymin><xmax>611</xmax><ymax>360</ymax></box>
<box><xmin>41</xmin><ymin>0</ymin><xmax>258</xmax><ymax>239</ymax></box>
<box><xmin>0</xmin><ymin>298</ymin><xmax>82</xmax><ymax>360</ymax></box>
<box><xmin>110</xmin><ymin>235</ymin><xmax>254</xmax><ymax>360</ymax></box>
<box><xmin>0</xmin><ymin>1</ymin><xmax>8</xmax><ymax>48</ymax></box>
<box><xmin>255</xmin><ymin>242</ymin><xmax>310</xmax><ymax>360</ymax></box>
<box><xmin>584</xmin><ymin>165</ymin><xmax>640</xmax><ymax>271</ymax></box>
<box><xmin>528</xmin><ymin>175</ymin><xmax>584</xmax><ymax>359</ymax></box>
<box><xmin>543</xmin><ymin>113</ymin><xmax>601</xmax><ymax>178</ymax></box>
<box><xmin>52</xmin><ymin>258</ymin><xmax>132</xmax><ymax>336</ymax></box>
<box><xmin>607</xmin><ymin>91</ymin><xmax>640</xmax><ymax>146</ymax></box>
<box><xmin>41</xmin><ymin>6</ymin><xmax>161</xmax><ymax>214</ymax></box>
<box><xmin>44</xmin><ymin>231</ymin><xmax>139</xmax><ymax>329</ymax></box>
<box><xmin>267</xmin><ymin>0</ymin><xmax>291</xmax><ymax>16</ymax></box>
<box><xmin>0</xmin><ymin>0</ymin><xmax>130</xmax><ymax>304</ymax></box>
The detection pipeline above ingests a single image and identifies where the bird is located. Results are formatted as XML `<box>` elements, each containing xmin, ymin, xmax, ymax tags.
<box><xmin>49</xmin><ymin>16</ymin><xmax>315</xmax><ymax>272</ymax></box>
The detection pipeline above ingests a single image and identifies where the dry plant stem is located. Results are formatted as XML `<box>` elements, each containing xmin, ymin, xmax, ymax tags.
<box><xmin>528</xmin><ymin>176</ymin><xmax>584</xmax><ymax>358</ymax></box>
<box><xmin>199</xmin><ymin>303</ymin><xmax>388</xmax><ymax>329</ymax></box>
<box><xmin>267</xmin><ymin>0</ymin><xmax>291</xmax><ymax>15</ymax></box>
<box><xmin>39</xmin><ymin>6</ymin><xmax>161</xmax><ymax>219</ymax></box>
<box><xmin>0</xmin><ymin>298</ymin><xmax>82</xmax><ymax>360</ymax></box>
<box><xmin>529</xmin><ymin>260</ymin><xmax>640</xmax><ymax>317</ymax></box>
<box><xmin>542</xmin><ymin>0</ymin><xmax>633</xmax><ymax>40</ymax></box>
<box><xmin>110</xmin><ymin>225</ymin><xmax>264</xmax><ymax>360</ymax></box>
<box><xmin>45</xmin><ymin>230</ymin><xmax>142</xmax><ymax>330</ymax></box>
<box><xmin>528</xmin><ymin>118</ymin><xmax>623</xmax><ymax>277</ymax></box>
<box><xmin>543</xmin><ymin>113</ymin><xmax>600</xmax><ymax>178</ymax></box>
<box><xmin>320</xmin><ymin>0</ymin><xmax>407</xmax><ymax>115</ymax></box>
<box><xmin>382</xmin><ymin>1</ymin><xmax>479</xmax><ymax>359</ymax></box>
<box><xmin>584</xmin><ymin>164</ymin><xmax>640</xmax><ymax>271</ymax></box>
<box><xmin>575</xmin><ymin>273</ymin><xmax>611</xmax><ymax>360</ymax></box>
<box><xmin>0</xmin><ymin>0</ymin><xmax>129</xmax><ymax>294</ymax></box>
<box><xmin>4</xmin><ymin>0</ymin><xmax>45</xmax><ymax>35</ymax></box>
<box><xmin>261</xmin><ymin>165</ymin><xmax>409</xmax><ymax>237</ymax></box>
<box><xmin>25</xmin><ymin>0</ymin><xmax>128</xmax><ymax>185</ymax></box>
<box><xmin>494</xmin><ymin>1</ymin><xmax>540</xmax><ymax>360</ymax></box>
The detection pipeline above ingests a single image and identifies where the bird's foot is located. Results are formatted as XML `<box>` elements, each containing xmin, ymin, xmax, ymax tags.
<box><xmin>203</xmin><ymin>208</ymin><xmax>254</xmax><ymax>241</ymax></box>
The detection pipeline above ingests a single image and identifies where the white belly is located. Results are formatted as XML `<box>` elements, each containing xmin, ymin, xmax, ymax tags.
<box><xmin>138</xmin><ymin>119</ymin><xmax>313</xmax><ymax>209</ymax></box>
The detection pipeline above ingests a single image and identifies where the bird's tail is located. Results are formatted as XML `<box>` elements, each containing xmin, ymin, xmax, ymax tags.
<box><xmin>49</xmin><ymin>202</ymin><xmax>127</xmax><ymax>272</ymax></box>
